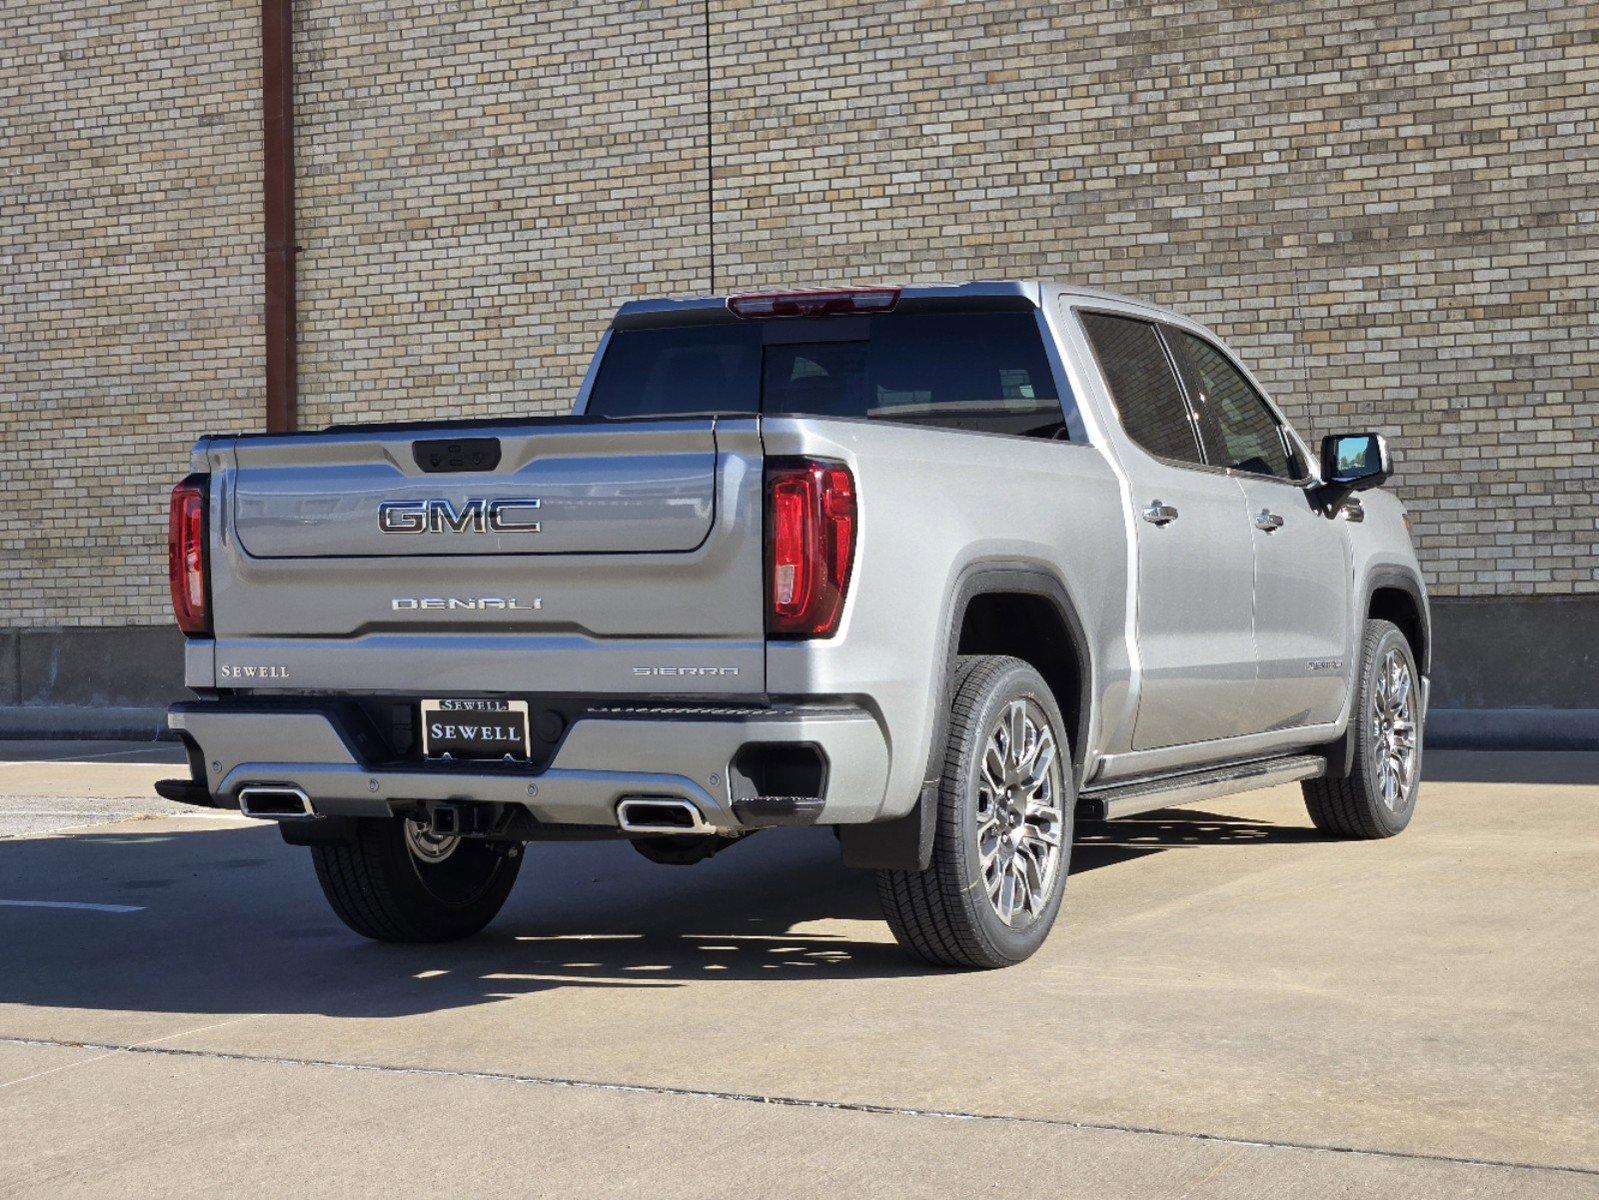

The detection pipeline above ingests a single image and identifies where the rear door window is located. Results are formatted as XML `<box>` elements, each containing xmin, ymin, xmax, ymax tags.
<box><xmin>588</xmin><ymin>312</ymin><xmax>1073</xmax><ymax>439</ymax></box>
<box><xmin>1167</xmin><ymin>330</ymin><xmax>1298</xmax><ymax>479</ymax></box>
<box><xmin>1078</xmin><ymin>312</ymin><xmax>1203</xmax><ymax>465</ymax></box>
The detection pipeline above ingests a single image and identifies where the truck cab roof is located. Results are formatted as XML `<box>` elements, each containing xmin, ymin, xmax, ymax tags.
<box><xmin>611</xmin><ymin>281</ymin><xmax>1178</xmax><ymax>329</ymax></box>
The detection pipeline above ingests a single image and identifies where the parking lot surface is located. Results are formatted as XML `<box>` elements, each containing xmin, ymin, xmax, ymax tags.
<box><xmin>0</xmin><ymin>749</ymin><xmax>1594</xmax><ymax>1197</ymax></box>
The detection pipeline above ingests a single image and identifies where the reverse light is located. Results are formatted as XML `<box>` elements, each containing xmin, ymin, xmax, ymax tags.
<box><xmin>168</xmin><ymin>474</ymin><xmax>210</xmax><ymax>636</ymax></box>
<box><xmin>727</xmin><ymin>286</ymin><xmax>900</xmax><ymax>319</ymax></box>
<box><xmin>766</xmin><ymin>458</ymin><xmax>856</xmax><ymax>638</ymax></box>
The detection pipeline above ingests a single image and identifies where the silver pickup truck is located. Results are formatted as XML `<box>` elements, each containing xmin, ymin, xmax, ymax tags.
<box><xmin>159</xmin><ymin>281</ymin><xmax>1428</xmax><ymax>968</ymax></box>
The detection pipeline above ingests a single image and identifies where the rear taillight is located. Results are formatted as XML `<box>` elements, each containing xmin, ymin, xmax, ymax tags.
<box><xmin>765</xmin><ymin>458</ymin><xmax>856</xmax><ymax>638</ymax></box>
<box><xmin>168</xmin><ymin>475</ymin><xmax>209</xmax><ymax>636</ymax></box>
<box><xmin>728</xmin><ymin>286</ymin><xmax>900</xmax><ymax>319</ymax></box>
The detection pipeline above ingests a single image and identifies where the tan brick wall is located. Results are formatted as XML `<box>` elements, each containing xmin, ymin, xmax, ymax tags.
<box><xmin>293</xmin><ymin>0</ymin><xmax>710</xmax><ymax>429</ymax></box>
<box><xmin>2</xmin><ymin>0</ymin><xmax>1595</xmax><ymax>628</ymax></box>
<box><xmin>1</xmin><ymin>1</ymin><xmax>262</xmax><ymax>625</ymax></box>
<box><xmin>711</xmin><ymin>1</ymin><xmax>1599</xmax><ymax>597</ymax></box>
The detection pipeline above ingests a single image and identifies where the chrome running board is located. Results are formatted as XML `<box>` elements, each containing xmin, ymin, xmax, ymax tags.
<box><xmin>1077</xmin><ymin>754</ymin><xmax>1326</xmax><ymax>822</ymax></box>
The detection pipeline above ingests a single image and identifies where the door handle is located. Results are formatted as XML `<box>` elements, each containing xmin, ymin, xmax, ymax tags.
<box><xmin>1142</xmin><ymin>501</ymin><xmax>1179</xmax><ymax>527</ymax></box>
<box><xmin>1253</xmin><ymin>508</ymin><xmax>1285</xmax><ymax>532</ymax></box>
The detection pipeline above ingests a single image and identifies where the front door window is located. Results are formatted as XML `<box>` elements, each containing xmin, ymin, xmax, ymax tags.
<box><xmin>1167</xmin><ymin>330</ymin><xmax>1299</xmax><ymax>480</ymax></box>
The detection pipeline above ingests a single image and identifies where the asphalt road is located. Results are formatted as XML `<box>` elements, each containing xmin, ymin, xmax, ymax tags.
<box><xmin>0</xmin><ymin>749</ymin><xmax>1595</xmax><ymax>1197</ymax></box>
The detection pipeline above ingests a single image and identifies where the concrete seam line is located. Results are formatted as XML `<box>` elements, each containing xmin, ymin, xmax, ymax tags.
<box><xmin>0</xmin><ymin>1035</ymin><xmax>1592</xmax><ymax>1179</ymax></box>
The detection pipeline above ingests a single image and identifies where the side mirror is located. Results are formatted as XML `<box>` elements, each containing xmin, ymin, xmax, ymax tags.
<box><xmin>1317</xmin><ymin>432</ymin><xmax>1390</xmax><ymax>508</ymax></box>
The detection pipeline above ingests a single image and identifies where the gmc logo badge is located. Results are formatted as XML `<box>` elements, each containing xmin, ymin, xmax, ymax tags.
<box><xmin>378</xmin><ymin>498</ymin><xmax>541</xmax><ymax>535</ymax></box>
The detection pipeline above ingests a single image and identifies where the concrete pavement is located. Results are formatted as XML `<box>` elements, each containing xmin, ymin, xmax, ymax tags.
<box><xmin>0</xmin><ymin>746</ymin><xmax>190</xmax><ymax>841</ymax></box>
<box><xmin>0</xmin><ymin>749</ymin><xmax>1594</xmax><ymax>1196</ymax></box>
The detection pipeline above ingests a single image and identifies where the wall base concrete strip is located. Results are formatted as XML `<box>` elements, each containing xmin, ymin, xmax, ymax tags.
<box><xmin>0</xmin><ymin>706</ymin><xmax>172</xmax><ymax>742</ymax></box>
<box><xmin>10</xmin><ymin>596</ymin><xmax>1599</xmax><ymax>715</ymax></box>
<box><xmin>0</xmin><ymin>629</ymin><xmax>17</xmax><ymax>704</ymax></box>
<box><xmin>1</xmin><ymin>625</ymin><xmax>184</xmax><ymax>708</ymax></box>
<box><xmin>1</xmin><ymin>605</ymin><xmax>1596</xmax><ymax>748</ymax></box>
<box><xmin>1427</xmin><ymin>709</ymin><xmax>1599</xmax><ymax>753</ymax></box>
<box><xmin>3</xmin><ymin>704</ymin><xmax>1596</xmax><ymax>751</ymax></box>
<box><xmin>1429</xmin><ymin>595</ymin><xmax>1599</xmax><ymax>710</ymax></box>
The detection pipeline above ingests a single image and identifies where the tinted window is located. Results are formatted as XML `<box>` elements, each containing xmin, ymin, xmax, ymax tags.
<box><xmin>1169</xmin><ymin>331</ymin><xmax>1295</xmax><ymax>479</ymax></box>
<box><xmin>587</xmin><ymin>324</ymin><xmax>761</xmax><ymax>418</ymax></box>
<box><xmin>765</xmin><ymin>313</ymin><xmax>1065</xmax><ymax>438</ymax></box>
<box><xmin>587</xmin><ymin>312</ymin><xmax>1071</xmax><ymax>439</ymax></box>
<box><xmin>1079</xmin><ymin>312</ymin><xmax>1202</xmax><ymax>464</ymax></box>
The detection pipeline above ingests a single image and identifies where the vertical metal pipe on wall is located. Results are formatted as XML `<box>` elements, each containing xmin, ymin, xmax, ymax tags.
<box><xmin>262</xmin><ymin>0</ymin><xmax>297</xmax><ymax>433</ymax></box>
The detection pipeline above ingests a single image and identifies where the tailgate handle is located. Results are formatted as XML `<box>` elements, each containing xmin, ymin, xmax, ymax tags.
<box><xmin>413</xmin><ymin>438</ymin><xmax>502</xmax><ymax>473</ymax></box>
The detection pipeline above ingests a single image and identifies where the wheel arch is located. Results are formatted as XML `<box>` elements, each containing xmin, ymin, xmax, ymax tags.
<box><xmin>945</xmin><ymin>568</ymin><xmax>1094</xmax><ymax>782</ymax></box>
<box><xmin>841</xmin><ymin>560</ymin><xmax>1095</xmax><ymax>872</ymax></box>
<box><xmin>1320</xmin><ymin>565</ymin><xmax>1430</xmax><ymax>780</ymax></box>
<box><xmin>1365</xmin><ymin>568</ymin><xmax>1430</xmax><ymax>675</ymax></box>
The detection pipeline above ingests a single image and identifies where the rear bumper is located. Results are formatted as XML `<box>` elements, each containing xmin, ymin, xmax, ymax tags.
<box><xmin>167</xmin><ymin>698</ymin><xmax>891</xmax><ymax>832</ymax></box>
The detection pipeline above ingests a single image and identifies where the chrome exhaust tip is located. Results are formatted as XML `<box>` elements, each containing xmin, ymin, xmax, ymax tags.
<box><xmin>615</xmin><ymin>797</ymin><xmax>714</xmax><ymax>836</ymax></box>
<box><xmin>237</xmin><ymin>785</ymin><xmax>315</xmax><ymax>820</ymax></box>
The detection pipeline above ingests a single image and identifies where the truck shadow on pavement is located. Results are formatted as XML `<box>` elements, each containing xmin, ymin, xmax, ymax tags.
<box><xmin>0</xmin><ymin>809</ymin><xmax>1318</xmax><ymax>1020</ymax></box>
<box><xmin>1075</xmin><ymin>809</ymin><xmax>1327</xmax><ymax>849</ymax></box>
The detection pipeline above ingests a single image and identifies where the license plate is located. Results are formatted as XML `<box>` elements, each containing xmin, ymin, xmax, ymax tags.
<box><xmin>420</xmin><ymin>698</ymin><xmax>531</xmax><ymax>761</ymax></box>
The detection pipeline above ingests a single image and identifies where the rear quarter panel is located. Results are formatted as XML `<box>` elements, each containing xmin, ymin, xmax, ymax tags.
<box><xmin>762</xmin><ymin>417</ymin><xmax>1130</xmax><ymax>819</ymax></box>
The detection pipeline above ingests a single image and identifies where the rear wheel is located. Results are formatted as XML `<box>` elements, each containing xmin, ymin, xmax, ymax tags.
<box><xmin>1303</xmin><ymin>618</ymin><xmax>1423</xmax><ymax>839</ymax></box>
<box><xmin>311</xmin><ymin>817</ymin><xmax>521</xmax><ymax>942</ymax></box>
<box><xmin>877</xmin><ymin>655</ymin><xmax>1073</xmax><ymax>969</ymax></box>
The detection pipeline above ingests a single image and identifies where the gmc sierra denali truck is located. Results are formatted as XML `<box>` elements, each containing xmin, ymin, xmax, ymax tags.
<box><xmin>158</xmin><ymin>281</ymin><xmax>1429</xmax><ymax>969</ymax></box>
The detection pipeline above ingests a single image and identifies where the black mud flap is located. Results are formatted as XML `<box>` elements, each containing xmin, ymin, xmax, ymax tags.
<box><xmin>839</xmin><ymin>781</ymin><xmax>938</xmax><ymax>871</ymax></box>
<box><xmin>1322</xmin><ymin>727</ymin><xmax>1356</xmax><ymax>780</ymax></box>
<box><xmin>153</xmin><ymin>778</ymin><xmax>215</xmax><ymax>807</ymax></box>
<box><xmin>154</xmin><ymin>730</ymin><xmax>216</xmax><ymax>807</ymax></box>
<box><xmin>278</xmin><ymin>816</ymin><xmax>361</xmax><ymax>847</ymax></box>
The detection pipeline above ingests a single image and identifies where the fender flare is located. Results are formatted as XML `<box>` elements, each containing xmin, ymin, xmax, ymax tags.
<box><xmin>1323</xmin><ymin>564</ymin><xmax>1432</xmax><ymax>779</ymax></box>
<box><xmin>1363</xmin><ymin>565</ymin><xmax>1431</xmax><ymax>673</ymax></box>
<box><xmin>841</xmin><ymin>559</ymin><xmax>1095</xmax><ymax>871</ymax></box>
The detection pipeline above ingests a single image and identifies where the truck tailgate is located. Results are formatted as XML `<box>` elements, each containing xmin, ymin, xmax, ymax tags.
<box><xmin>232</xmin><ymin>422</ymin><xmax>717</xmax><ymax>558</ymax></box>
<box><xmin>199</xmin><ymin>417</ymin><xmax>767</xmax><ymax>695</ymax></box>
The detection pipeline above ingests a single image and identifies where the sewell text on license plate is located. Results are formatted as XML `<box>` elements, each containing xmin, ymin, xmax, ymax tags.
<box><xmin>420</xmin><ymin>698</ymin><xmax>532</xmax><ymax>760</ymax></box>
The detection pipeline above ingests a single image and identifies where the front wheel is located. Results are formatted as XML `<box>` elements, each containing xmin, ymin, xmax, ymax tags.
<box><xmin>877</xmin><ymin>655</ymin><xmax>1074</xmax><ymax>969</ymax></box>
<box><xmin>311</xmin><ymin>817</ymin><xmax>521</xmax><ymax>942</ymax></box>
<box><xmin>1302</xmin><ymin>618</ymin><xmax>1423</xmax><ymax>839</ymax></box>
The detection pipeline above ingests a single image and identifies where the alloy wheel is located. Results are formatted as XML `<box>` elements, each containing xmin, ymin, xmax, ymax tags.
<box><xmin>975</xmin><ymin>699</ymin><xmax>1066</xmax><ymax>926</ymax></box>
<box><xmin>1370</xmin><ymin>648</ymin><xmax>1418</xmax><ymax>811</ymax></box>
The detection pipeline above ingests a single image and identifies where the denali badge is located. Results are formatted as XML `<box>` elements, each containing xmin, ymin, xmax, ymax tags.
<box><xmin>378</xmin><ymin>497</ymin><xmax>541</xmax><ymax>535</ymax></box>
<box><xmin>392</xmin><ymin>597</ymin><xmax>542</xmax><ymax>611</ymax></box>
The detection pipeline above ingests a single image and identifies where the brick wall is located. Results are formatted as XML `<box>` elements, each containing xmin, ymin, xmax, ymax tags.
<box><xmin>2</xmin><ymin>0</ymin><xmax>1594</xmax><ymax>629</ymax></box>
<box><xmin>293</xmin><ymin>0</ymin><xmax>709</xmax><ymax>430</ymax></box>
<box><xmin>710</xmin><ymin>1</ymin><xmax>1599</xmax><ymax>596</ymax></box>
<box><xmin>1</xmin><ymin>1</ymin><xmax>262</xmax><ymax>625</ymax></box>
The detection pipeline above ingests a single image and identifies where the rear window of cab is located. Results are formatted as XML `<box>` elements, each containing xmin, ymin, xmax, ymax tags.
<box><xmin>587</xmin><ymin>312</ymin><xmax>1078</xmax><ymax>440</ymax></box>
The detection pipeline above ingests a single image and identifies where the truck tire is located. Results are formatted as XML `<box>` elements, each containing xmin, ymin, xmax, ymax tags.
<box><xmin>311</xmin><ymin>817</ymin><xmax>521</xmax><ymax>942</ymax></box>
<box><xmin>877</xmin><ymin>655</ymin><xmax>1073</xmax><ymax>969</ymax></box>
<box><xmin>1303</xmin><ymin>618</ymin><xmax>1423</xmax><ymax>839</ymax></box>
